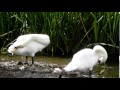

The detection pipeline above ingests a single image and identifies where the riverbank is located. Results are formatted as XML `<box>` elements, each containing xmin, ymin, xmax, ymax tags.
<box><xmin>0</xmin><ymin>60</ymin><xmax>118</xmax><ymax>78</ymax></box>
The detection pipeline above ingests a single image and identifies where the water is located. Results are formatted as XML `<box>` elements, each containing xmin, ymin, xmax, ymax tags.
<box><xmin>0</xmin><ymin>54</ymin><xmax>119</xmax><ymax>78</ymax></box>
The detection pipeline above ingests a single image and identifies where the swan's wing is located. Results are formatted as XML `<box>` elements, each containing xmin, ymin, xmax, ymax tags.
<box><xmin>13</xmin><ymin>35</ymin><xmax>32</xmax><ymax>48</ymax></box>
<box><xmin>32</xmin><ymin>34</ymin><xmax>50</xmax><ymax>45</ymax></box>
<box><xmin>13</xmin><ymin>34</ymin><xmax>50</xmax><ymax>48</ymax></box>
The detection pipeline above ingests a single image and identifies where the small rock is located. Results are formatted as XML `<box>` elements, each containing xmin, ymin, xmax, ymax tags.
<box><xmin>19</xmin><ymin>66</ymin><xmax>25</xmax><ymax>70</ymax></box>
<box><xmin>17</xmin><ymin>61</ymin><xmax>24</xmax><ymax>65</ymax></box>
<box><xmin>1</xmin><ymin>59</ymin><xmax>6</xmax><ymax>61</ymax></box>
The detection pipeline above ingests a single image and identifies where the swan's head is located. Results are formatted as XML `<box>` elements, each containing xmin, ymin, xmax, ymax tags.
<box><xmin>7</xmin><ymin>44</ymin><xmax>23</xmax><ymax>56</ymax></box>
<box><xmin>93</xmin><ymin>45</ymin><xmax>108</xmax><ymax>64</ymax></box>
<box><xmin>8</xmin><ymin>45</ymin><xmax>16</xmax><ymax>56</ymax></box>
<box><xmin>53</xmin><ymin>68</ymin><xmax>62</xmax><ymax>73</ymax></box>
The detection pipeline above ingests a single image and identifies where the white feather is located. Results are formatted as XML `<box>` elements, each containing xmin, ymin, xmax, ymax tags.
<box><xmin>8</xmin><ymin>34</ymin><xmax>50</xmax><ymax>57</ymax></box>
<box><xmin>53</xmin><ymin>68</ymin><xmax>62</xmax><ymax>73</ymax></box>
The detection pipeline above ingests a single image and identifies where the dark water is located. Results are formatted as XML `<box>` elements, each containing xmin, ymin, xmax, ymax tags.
<box><xmin>0</xmin><ymin>55</ymin><xmax>119</xmax><ymax>78</ymax></box>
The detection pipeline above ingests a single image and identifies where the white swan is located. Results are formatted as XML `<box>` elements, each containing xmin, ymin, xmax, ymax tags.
<box><xmin>53</xmin><ymin>45</ymin><xmax>108</xmax><ymax>78</ymax></box>
<box><xmin>7</xmin><ymin>34</ymin><xmax>50</xmax><ymax>64</ymax></box>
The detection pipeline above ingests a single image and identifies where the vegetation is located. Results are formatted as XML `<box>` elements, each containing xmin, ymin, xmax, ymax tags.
<box><xmin>0</xmin><ymin>12</ymin><xmax>119</xmax><ymax>57</ymax></box>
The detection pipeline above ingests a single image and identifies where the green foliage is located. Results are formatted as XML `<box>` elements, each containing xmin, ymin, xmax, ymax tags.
<box><xmin>0</xmin><ymin>12</ymin><xmax>119</xmax><ymax>56</ymax></box>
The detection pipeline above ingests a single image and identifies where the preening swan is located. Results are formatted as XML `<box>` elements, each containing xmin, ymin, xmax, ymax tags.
<box><xmin>8</xmin><ymin>34</ymin><xmax>50</xmax><ymax>64</ymax></box>
<box><xmin>53</xmin><ymin>45</ymin><xmax>108</xmax><ymax>78</ymax></box>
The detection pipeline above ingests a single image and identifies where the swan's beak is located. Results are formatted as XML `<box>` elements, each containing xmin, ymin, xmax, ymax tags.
<box><xmin>8</xmin><ymin>52</ymin><xmax>14</xmax><ymax>56</ymax></box>
<box><xmin>11</xmin><ymin>53</ymin><xmax>13</xmax><ymax>56</ymax></box>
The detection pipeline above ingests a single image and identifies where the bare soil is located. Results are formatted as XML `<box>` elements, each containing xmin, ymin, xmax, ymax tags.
<box><xmin>0</xmin><ymin>61</ymin><xmax>99</xmax><ymax>78</ymax></box>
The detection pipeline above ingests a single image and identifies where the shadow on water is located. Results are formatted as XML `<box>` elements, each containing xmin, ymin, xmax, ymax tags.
<box><xmin>0</xmin><ymin>54</ymin><xmax>119</xmax><ymax>78</ymax></box>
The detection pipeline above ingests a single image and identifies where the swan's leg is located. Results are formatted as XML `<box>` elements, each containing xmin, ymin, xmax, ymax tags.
<box><xmin>26</xmin><ymin>56</ymin><xmax>28</xmax><ymax>62</ymax></box>
<box><xmin>32</xmin><ymin>57</ymin><xmax>34</xmax><ymax>64</ymax></box>
<box><xmin>24</xmin><ymin>56</ymin><xmax>29</xmax><ymax>64</ymax></box>
<box><xmin>89</xmin><ymin>70</ymin><xmax>92</xmax><ymax>78</ymax></box>
<box><xmin>58</xmin><ymin>68</ymin><xmax>66</xmax><ymax>78</ymax></box>
<box><xmin>79</xmin><ymin>72</ymin><xmax>83</xmax><ymax>78</ymax></box>
<box><xmin>82</xmin><ymin>71</ymin><xmax>92</xmax><ymax>78</ymax></box>
<box><xmin>59</xmin><ymin>74</ymin><xmax>62</xmax><ymax>78</ymax></box>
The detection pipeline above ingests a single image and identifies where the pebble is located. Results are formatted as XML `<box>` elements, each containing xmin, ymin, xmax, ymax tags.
<box><xmin>19</xmin><ymin>66</ymin><xmax>25</xmax><ymax>70</ymax></box>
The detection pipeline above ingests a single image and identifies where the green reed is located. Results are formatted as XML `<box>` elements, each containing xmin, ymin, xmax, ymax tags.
<box><xmin>0</xmin><ymin>12</ymin><xmax>119</xmax><ymax>57</ymax></box>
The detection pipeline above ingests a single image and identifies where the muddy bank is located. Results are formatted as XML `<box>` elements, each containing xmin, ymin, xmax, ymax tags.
<box><xmin>0</xmin><ymin>61</ymin><xmax>60</xmax><ymax>78</ymax></box>
<box><xmin>0</xmin><ymin>61</ymin><xmax>100</xmax><ymax>78</ymax></box>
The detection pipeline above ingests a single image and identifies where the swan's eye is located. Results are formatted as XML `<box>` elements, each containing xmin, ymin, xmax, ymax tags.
<box><xmin>14</xmin><ymin>46</ymin><xmax>18</xmax><ymax>49</ymax></box>
<box><xmin>98</xmin><ymin>60</ymin><xmax>101</xmax><ymax>64</ymax></box>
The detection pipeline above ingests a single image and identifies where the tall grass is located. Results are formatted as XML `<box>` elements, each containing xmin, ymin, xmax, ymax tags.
<box><xmin>0</xmin><ymin>12</ymin><xmax>119</xmax><ymax>57</ymax></box>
